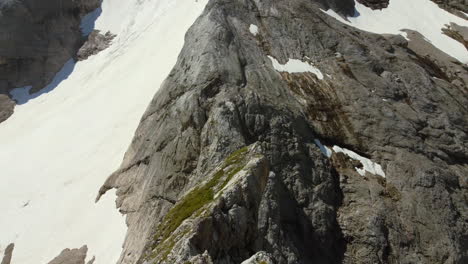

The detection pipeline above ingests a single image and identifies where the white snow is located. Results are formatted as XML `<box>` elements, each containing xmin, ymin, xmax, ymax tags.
<box><xmin>332</xmin><ymin>146</ymin><xmax>386</xmax><ymax>178</ymax></box>
<box><xmin>314</xmin><ymin>139</ymin><xmax>333</xmax><ymax>158</ymax></box>
<box><xmin>315</xmin><ymin>139</ymin><xmax>385</xmax><ymax>178</ymax></box>
<box><xmin>321</xmin><ymin>0</ymin><xmax>468</xmax><ymax>63</ymax></box>
<box><xmin>268</xmin><ymin>56</ymin><xmax>324</xmax><ymax>79</ymax></box>
<box><xmin>249</xmin><ymin>24</ymin><xmax>259</xmax><ymax>36</ymax></box>
<box><xmin>0</xmin><ymin>0</ymin><xmax>208</xmax><ymax>263</ymax></box>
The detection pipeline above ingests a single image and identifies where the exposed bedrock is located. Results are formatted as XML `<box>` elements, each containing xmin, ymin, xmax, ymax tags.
<box><xmin>101</xmin><ymin>0</ymin><xmax>468</xmax><ymax>263</ymax></box>
<box><xmin>0</xmin><ymin>0</ymin><xmax>100</xmax><ymax>122</ymax></box>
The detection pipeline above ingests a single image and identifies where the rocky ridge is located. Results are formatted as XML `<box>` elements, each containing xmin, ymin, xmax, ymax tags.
<box><xmin>100</xmin><ymin>0</ymin><xmax>468</xmax><ymax>263</ymax></box>
<box><xmin>77</xmin><ymin>30</ymin><xmax>116</xmax><ymax>61</ymax></box>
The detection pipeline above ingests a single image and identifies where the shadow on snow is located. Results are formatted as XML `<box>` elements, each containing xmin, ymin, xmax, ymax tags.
<box><xmin>9</xmin><ymin>5</ymin><xmax>103</xmax><ymax>105</ymax></box>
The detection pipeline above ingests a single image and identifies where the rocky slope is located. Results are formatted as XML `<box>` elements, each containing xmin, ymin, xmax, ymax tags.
<box><xmin>0</xmin><ymin>0</ymin><xmax>100</xmax><ymax>122</ymax></box>
<box><xmin>430</xmin><ymin>0</ymin><xmax>468</xmax><ymax>17</ymax></box>
<box><xmin>97</xmin><ymin>0</ymin><xmax>468</xmax><ymax>263</ymax></box>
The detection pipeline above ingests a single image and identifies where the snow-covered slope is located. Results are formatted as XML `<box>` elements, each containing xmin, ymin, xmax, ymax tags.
<box><xmin>323</xmin><ymin>0</ymin><xmax>468</xmax><ymax>63</ymax></box>
<box><xmin>0</xmin><ymin>0</ymin><xmax>208</xmax><ymax>263</ymax></box>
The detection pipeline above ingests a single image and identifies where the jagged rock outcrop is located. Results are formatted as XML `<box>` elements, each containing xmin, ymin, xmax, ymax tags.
<box><xmin>0</xmin><ymin>243</ymin><xmax>14</xmax><ymax>264</ymax></box>
<box><xmin>357</xmin><ymin>0</ymin><xmax>389</xmax><ymax>9</ymax></box>
<box><xmin>77</xmin><ymin>30</ymin><xmax>116</xmax><ymax>61</ymax></box>
<box><xmin>46</xmin><ymin>246</ymin><xmax>93</xmax><ymax>264</ymax></box>
<box><xmin>0</xmin><ymin>0</ymin><xmax>100</xmax><ymax>122</ymax></box>
<box><xmin>101</xmin><ymin>0</ymin><xmax>467</xmax><ymax>263</ymax></box>
<box><xmin>442</xmin><ymin>23</ymin><xmax>468</xmax><ymax>50</ymax></box>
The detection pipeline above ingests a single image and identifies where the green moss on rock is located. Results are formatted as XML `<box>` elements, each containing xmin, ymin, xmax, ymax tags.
<box><xmin>149</xmin><ymin>146</ymin><xmax>250</xmax><ymax>261</ymax></box>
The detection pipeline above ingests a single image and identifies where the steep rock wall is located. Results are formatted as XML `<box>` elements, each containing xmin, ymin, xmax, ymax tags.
<box><xmin>102</xmin><ymin>0</ymin><xmax>468</xmax><ymax>263</ymax></box>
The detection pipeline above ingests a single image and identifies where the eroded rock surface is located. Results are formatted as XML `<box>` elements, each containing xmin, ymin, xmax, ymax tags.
<box><xmin>102</xmin><ymin>0</ymin><xmax>467</xmax><ymax>263</ymax></box>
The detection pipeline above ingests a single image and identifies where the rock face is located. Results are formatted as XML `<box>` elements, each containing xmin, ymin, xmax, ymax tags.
<box><xmin>101</xmin><ymin>0</ymin><xmax>467</xmax><ymax>263</ymax></box>
<box><xmin>357</xmin><ymin>0</ymin><xmax>389</xmax><ymax>9</ymax></box>
<box><xmin>0</xmin><ymin>0</ymin><xmax>100</xmax><ymax>122</ymax></box>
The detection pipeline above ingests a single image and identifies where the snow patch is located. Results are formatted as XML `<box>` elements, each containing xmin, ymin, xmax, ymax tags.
<box><xmin>268</xmin><ymin>56</ymin><xmax>324</xmax><ymax>79</ymax></box>
<box><xmin>321</xmin><ymin>0</ymin><xmax>468</xmax><ymax>63</ymax></box>
<box><xmin>332</xmin><ymin>146</ymin><xmax>386</xmax><ymax>178</ymax></box>
<box><xmin>0</xmin><ymin>0</ymin><xmax>209</xmax><ymax>263</ymax></box>
<box><xmin>249</xmin><ymin>24</ymin><xmax>259</xmax><ymax>36</ymax></box>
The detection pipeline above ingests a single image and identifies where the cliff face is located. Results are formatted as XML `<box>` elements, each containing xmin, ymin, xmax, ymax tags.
<box><xmin>99</xmin><ymin>0</ymin><xmax>468</xmax><ymax>263</ymax></box>
<box><xmin>0</xmin><ymin>0</ymin><xmax>100</xmax><ymax>122</ymax></box>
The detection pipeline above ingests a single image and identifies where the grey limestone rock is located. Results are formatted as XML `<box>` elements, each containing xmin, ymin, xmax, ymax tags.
<box><xmin>77</xmin><ymin>30</ymin><xmax>116</xmax><ymax>61</ymax></box>
<box><xmin>47</xmin><ymin>246</ymin><xmax>90</xmax><ymax>264</ymax></box>
<box><xmin>102</xmin><ymin>0</ymin><xmax>467</xmax><ymax>263</ymax></box>
<box><xmin>0</xmin><ymin>243</ymin><xmax>14</xmax><ymax>264</ymax></box>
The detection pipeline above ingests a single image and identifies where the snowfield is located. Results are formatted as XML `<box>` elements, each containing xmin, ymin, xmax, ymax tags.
<box><xmin>322</xmin><ymin>0</ymin><xmax>468</xmax><ymax>63</ymax></box>
<box><xmin>0</xmin><ymin>0</ymin><xmax>208</xmax><ymax>263</ymax></box>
